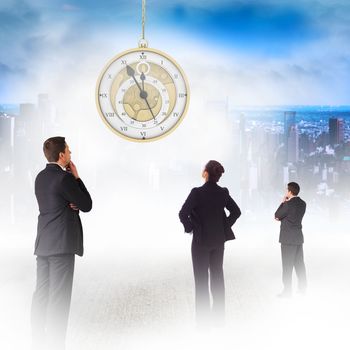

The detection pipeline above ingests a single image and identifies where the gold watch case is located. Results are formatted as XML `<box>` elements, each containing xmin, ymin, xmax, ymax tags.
<box><xmin>96</xmin><ymin>47</ymin><xmax>190</xmax><ymax>142</ymax></box>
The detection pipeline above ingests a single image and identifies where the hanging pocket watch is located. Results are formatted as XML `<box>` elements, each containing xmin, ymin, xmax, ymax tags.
<box><xmin>96</xmin><ymin>1</ymin><xmax>190</xmax><ymax>142</ymax></box>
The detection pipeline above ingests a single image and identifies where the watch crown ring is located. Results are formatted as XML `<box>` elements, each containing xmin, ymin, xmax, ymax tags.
<box><xmin>138</xmin><ymin>39</ymin><xmax>149</xmax><ymax>48</ymax></box>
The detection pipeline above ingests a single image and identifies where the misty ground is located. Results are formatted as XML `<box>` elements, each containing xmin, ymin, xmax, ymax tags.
<box><xmin>1</xmin><ymin>216</ymin><xmax>350</xmax><ymax>350</ymax></box>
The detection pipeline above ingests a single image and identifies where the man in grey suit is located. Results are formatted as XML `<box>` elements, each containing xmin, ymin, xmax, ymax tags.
<box><xmin>31</xmin><ymin>137</ymin><xmax>92</xmax><ymax>349</ymax></box>
<box><xmin>275</xmin><ymin>182</ymin><xmax>307</xmax><ymax>297</ymax></box>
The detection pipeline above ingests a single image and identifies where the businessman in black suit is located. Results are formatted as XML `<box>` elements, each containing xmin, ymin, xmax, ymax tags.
<box><xmin>31</xmin><ymin>137</ymin><xmax>92</xmax><ymax>350</ymax></box>
<box><xmin>179</xmin><ymin>160</ymin><xmax>241</xmax><ymax>328</ymax></box>
<box><xmin>275</xmin><ymin>182</ymin><xmax>307</xmax><ymax>297</ymax></box>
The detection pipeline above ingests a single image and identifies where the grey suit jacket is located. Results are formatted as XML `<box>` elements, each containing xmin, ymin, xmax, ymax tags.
<box><xmin>34</xmin><ymin>163</ymin><xmax>92</xmax><ymax>256</ymax></box>
<box><xmin>275</xmin><ymin>196</ymin><xmax>306</xmax><ymax>245</ymax></box>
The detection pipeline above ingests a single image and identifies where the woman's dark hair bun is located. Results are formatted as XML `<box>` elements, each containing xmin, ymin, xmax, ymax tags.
<box><xmin>205</xmin><ymin>160</ymin><xmax>225</xmax><ymax>183</ymax></box>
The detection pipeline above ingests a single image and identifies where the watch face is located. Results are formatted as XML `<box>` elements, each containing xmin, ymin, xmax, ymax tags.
<box><xmin>96</xmin><ymin>47</ymin><xmax>190</xmax><ymax>142</ymax></box>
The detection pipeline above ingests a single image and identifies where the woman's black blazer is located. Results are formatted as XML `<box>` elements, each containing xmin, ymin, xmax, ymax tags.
<box><xmin>179</xmin><ymin>181</ymin><xmax>241</xmax><ymax>246</ymax></box>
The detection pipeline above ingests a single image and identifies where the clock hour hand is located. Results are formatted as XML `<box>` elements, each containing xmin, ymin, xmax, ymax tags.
<box><xmin>140</xmin><ymin>72</ymin><xmax>146</xmax><ymax>92</ymax></box>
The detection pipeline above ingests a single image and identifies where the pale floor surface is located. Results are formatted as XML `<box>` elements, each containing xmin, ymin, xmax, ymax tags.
<box><xmin>1</xmin><ymin>225</ymin><xmax>349</xmax><ymax>350</ymax></box>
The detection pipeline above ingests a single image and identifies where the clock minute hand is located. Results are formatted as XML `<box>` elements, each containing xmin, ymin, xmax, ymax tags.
<box><xmin>144</xmin><ymin>98</ymin><xmax>156</xmax><ymax>120</ymax></box>
<box><xmin>126</xmin><ymin>66</ymin><xmax>155</xmax><ymax>120</ymax></box>
<box><xmin>126</xmin><ymin>65</ymin><xmax>143</xmax><ymax>92</ymax></box>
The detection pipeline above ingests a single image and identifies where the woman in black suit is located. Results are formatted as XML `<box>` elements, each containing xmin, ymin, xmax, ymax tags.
<box><xmin>179</xmin><ymin>160</ymin><xmax>241</xmax><ymax>327</ymax></box>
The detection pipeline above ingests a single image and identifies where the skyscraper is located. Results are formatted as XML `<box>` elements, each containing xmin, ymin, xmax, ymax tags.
<box><xmin>329</xmin><ymin>117</ymin><xmax>344</xmax><ymax>146</ymax></box>
<box><xmin>38</xmin><ymin>93</ymin><xmax>55</xmax><ymax>135</ymax></box>
<box><xmin>19</xmin><ymin>103</ymin><xmax>36</xmax><ymax>139</ymax></box>
<box><xmin>284</xmin><ymin>111</ymin><xmax>298</xmax><ymax>163</ymax></box>
<box><xmin>287</xmin><ymin>125</ymin><xmax>299</xmax><ymax>163</ymax></box>
<box><xmin>0</xmin><ymin>114</ymin><xmax>15</xmax><ymax>227</ymax></box>
<box><xmin>0</xmin><ymin>114</ymin><xmax>15</xmax><ymax>170</ymax></box>
<box><xmin>284</xmin><ymin>111</ymin><xmax>296</xmax><ymax>138</ymax></box>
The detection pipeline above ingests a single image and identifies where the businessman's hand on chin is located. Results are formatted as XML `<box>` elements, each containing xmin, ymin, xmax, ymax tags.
<box><xmin>67</xmin><ymin>160</ymin><xmax>80</xmax><ymax>179</ymax></box>
<box><xmin>283</xmin><ymin>196</ymin><xmax>289</xmax><ymax>203</ymax></box>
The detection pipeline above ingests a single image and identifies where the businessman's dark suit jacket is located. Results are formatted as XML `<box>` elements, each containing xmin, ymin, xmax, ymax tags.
<box><xmin>179</xmin><ymin>181</ymin><xmax>241</xmax><ymax>246</ymax></box>
<box><xmin>34</xmin><ymin>163</ymin><xmax>92</xmax><ymax>257</ymax></box>
<box><xmin>275</xmin><ymin>196</ymin><xmax>306</xmax><ymax>245</ymax></box>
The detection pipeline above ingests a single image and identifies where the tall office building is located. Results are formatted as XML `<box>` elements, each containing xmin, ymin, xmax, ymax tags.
<box><xmin>299</xmin><ymin>132</ymin><xmax>311</xmax><ymax>160</ymax></box>
<box><xmin>0</xmin><ymin>114</ymin><xmax>15</xmax><ymax>170</ymax></box>
<box><xmin>19</xmin><ymin>103</ymin><xmax>36</xmax><ymax>119</ymax></box>
<box><xmin>239</xmin><ymin>112</ymin><xmax>246</xmax><ymax>155</ymax></box>
<box><xmin>284</xmin><ymin>111</ymin><xmax>296</xmax><ymax>140</ymax></box>
<box><xmin>284</xmin><ymin>111</ymin><xmax>299</xmax><ymax>163</ymax></box>
<box><xmin>287</xmin><ymin>125</ymin><xmax>299</xmax><ymax>163</ymax></box>
<box><xmin>329</xmin><ymin>118</ymin><xmax>344</xmax><ymax>146</ymax></box>
<box><xmin>38</xmin><ymin>94</ymin><xmax>56</xmax><ymax>135</ymax></box>
<box><xmin>0</xmin><ymin>114</ymin><xmax>15</xmax><ymax>227</ymax></box>
<box><xmin>18</xmin><ymin>103</ymin><xmax>36</xmax><ymax>138</ymax></box>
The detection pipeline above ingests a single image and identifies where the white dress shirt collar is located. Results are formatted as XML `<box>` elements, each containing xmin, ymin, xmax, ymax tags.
<box><xmin>48</xmin><ymin>162</ymin><xmax>66</xmax><ymax>171</ymax></box>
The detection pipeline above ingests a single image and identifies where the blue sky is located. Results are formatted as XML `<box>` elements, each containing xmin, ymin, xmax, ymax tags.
<box><xmin>0</xmin><ymin>0</ymin><xmax>350</xmax><ymax>104</ymax></box>
<box><xmin>0</xmin><ymin>0</ymin><xmax>331</xmax><ymax>55</ymax></box>
<box><xmin>157</xmin><ymin>2</ymin><xmax>323</xmax><ymax>55</ymax></box>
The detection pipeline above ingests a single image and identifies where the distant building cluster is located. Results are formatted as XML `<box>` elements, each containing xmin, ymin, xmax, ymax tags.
<box><xmin>227</xmin><ymin>108</ymin><xmax>350</xmax><ymax>217</ymax></box>
<box><xmin>1</xmin><ymin>96</ymin><xmax>349</xmax><ymax>227</ymax></box>
<box><xmin>0</xmin><ymin>94</ymin><xmax>57</xmax><ymax>227</ymax></box>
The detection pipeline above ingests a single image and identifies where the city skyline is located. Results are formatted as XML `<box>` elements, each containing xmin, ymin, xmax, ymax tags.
<box><xmin>1</xmin><ymin>94</ymin><xmax>350</xmax><ymax>231</ymax></box>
